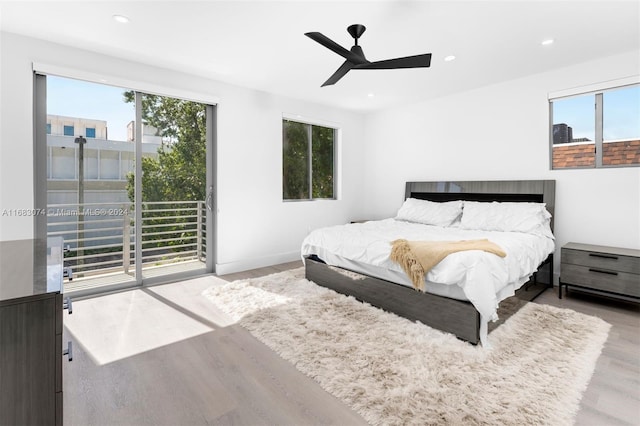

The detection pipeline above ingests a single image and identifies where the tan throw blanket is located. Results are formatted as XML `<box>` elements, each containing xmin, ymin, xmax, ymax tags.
<box><xmin>389</xmin><ymin>239</ymin><xmax>507</xmax><ymax>291</ymax></box>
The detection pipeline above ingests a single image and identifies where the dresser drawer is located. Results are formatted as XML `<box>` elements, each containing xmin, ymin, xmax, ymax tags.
<box><xmin>562</xmin><ymin>264</ymin><xmax>640</xmax><ymax>298</ymax></box>
<box><xmin>562</xmin><ymin>248</ymin><xmax>640</xmax><ymax>275</ymax></box>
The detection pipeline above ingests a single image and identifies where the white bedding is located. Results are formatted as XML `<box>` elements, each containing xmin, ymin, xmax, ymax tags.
<box><xmin>301</xmin><ymin>218</ymin><xmax>555</xmax><ymax>346</ymax></box>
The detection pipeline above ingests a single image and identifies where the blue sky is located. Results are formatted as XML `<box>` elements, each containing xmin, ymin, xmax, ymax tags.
<box><xmin>47</xmin><ymin>75</ymin><xmax>134</xmax><ymax>141</ymax></box>
<box><xmin>553</xmin><ymin>85</ymin><xmax>640</xmax><ymax>141</ymax></box>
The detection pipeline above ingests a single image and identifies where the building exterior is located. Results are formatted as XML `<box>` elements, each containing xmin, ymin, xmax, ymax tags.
<box><xmin>47</xmin><ymin>114</ymin><xmax>108</xmax><ymax>140</ymax></box>
<box><xmin>46</xmin><ymin>115</ymin><xmax>164</xmax><ymax>248</ymax></box>
<box><xmin>47</xmin><ymin>115</ymin><xmax>162</xmax><ymax>204</ymax></box>
<box><xmin>126</xmin><ymin>121</ymin><xmax>163</xmax><ymax>144</ymax></box>
<box><xmin>552</xmin><ymin>138</ymin><xmax>640</xmax><ymax>168</ymax></box>
<box><xmin>552</xmin><ymin>123</ymin><xmax>574</xmax><ymax>144</ymax></box>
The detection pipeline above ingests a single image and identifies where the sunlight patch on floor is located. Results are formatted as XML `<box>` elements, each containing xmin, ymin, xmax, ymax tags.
<box><xmin>64</xmin><ymin>275</ymin><xmax>232</xmax><ymax>365</ymax></box>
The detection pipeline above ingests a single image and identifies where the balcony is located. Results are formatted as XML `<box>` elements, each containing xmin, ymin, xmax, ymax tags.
<box><xmin>47</xmin><ymin>200</ymin><xmax>207</xmax><ymax>294</ymax></box>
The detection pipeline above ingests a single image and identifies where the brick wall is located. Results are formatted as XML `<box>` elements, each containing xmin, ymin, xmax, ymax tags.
<box><xmin>552</xmin><ymin>139</ymin><xmax>640</xmax><ymax>168</ymax></box>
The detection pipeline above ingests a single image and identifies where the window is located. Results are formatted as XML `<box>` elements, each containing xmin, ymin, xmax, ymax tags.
<box><xmin>283</xmin><ymin>119</ymin><xmax>336</xmax><ymax>200</ymax></box>
<box><xmin>63</xmin><ymin>125</ymin><xmax>74</xmax><ymax>136</ymax></box>
<box><xmin>86</xmin><ymin>127</ymin><xmax>96</xmax><ymax>138</ymax></box>
<box><xmin>46</xmin><ymin>123</ymin><xmax>51</xmax><ymax>134</ymax></box>
<box><xmin>550</xmin><ymin>84</ymin><xmax>639</xmax><ymax>169</ymax></box>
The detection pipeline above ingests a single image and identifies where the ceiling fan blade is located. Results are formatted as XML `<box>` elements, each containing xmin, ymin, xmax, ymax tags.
<box><xmin>305</xmin><ymin>32</ymin><xmax>361</xmax><ymax>63</ymax></box>
<box><xmin>355</xmin><ymin>53</ymin><xmax>432</xmax><ymax>70</ymax></box>
<box><xmin>321</xmin><ymin>61</ymin><xmax>355</xmax><ymax>87</ymax></box>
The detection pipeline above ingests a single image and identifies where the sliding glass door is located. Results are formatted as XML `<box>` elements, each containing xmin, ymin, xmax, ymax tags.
<box><xmin>34</xmin><ymin>73</ymin><xmax>215</xmax><ymax>294</ymax></box>
<box><xmin>134</xmin><ymin>92</ymin><xmax>211</xmax><ymax>282</ymax></box>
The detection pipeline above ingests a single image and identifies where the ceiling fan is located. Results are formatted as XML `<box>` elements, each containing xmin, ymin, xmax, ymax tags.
<box><xmin>305</xmin><ymin>24</ymin><xmax>432</xmax><ymax>87</ymax></box>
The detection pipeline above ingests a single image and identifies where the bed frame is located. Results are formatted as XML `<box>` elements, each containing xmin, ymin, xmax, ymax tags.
<box><xmin>305</xmin><ymin>180</ymin><xmax>556</xmax><ymax>344</ymax></box>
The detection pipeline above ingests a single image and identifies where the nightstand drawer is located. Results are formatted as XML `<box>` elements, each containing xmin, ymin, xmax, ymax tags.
<box><xmin>562</xmin><ymin>249</ymin><xmax>640</xmax><ymax>275</ymax></box>
<box><xmin>562</xmin><ymin>264</ymin><xmax>640</xmax><ymax>298</ymax></box>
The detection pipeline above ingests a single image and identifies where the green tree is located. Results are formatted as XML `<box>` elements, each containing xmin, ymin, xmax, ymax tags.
<box><xmin>124</xmin><ymin>93</ymin><xmax>207</xmax><ymax>255</ymax></box>
<box><xmin>283</xmin><ymin>120</ymin><xmax>334</xmax><ymax>200</ymax></box>
<box><xmin>124</xmin><ymin>92</ymin><xmax>206</xmax><ymax>202</ymax></box>
<box><xmin>283</xmin><ymin>120</ymin><xmax>310</xmax><ymax>199</ymax></box>
<box><xmin>311</xmin><ymin>125</ymin><xmax>334</xmax><ymax>199</ymax></box>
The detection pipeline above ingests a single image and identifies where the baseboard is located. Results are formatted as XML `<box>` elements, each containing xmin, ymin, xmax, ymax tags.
<box><xmin>215</xmin><ymin>251</ymin><xmax>301</xmax><ymax>275</ymax></box>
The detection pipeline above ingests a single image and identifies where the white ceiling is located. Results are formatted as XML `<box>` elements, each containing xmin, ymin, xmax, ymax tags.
<box><xmin>1</xmin><ymin>1</ymin><xmax>638</xmax><ymax>112</ymax></box>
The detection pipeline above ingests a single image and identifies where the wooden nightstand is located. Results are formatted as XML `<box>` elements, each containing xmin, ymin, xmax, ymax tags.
<box><xmin>559</xmin><ymin>242</ymin><xmax>640</xmax><ymax>302</ymax></box>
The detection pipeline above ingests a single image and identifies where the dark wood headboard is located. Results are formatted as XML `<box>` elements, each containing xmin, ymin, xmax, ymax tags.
<box><xmin>405</xmin><ymin>180</ymin><xmax>556</xmax><ymax>231</ymax></box>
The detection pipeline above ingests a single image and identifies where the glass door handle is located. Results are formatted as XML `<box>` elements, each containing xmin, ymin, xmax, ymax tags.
<box><xmin>206</xmin><ymin>187</ymin><xmax>214</xmax><ymax>211</ymax></box>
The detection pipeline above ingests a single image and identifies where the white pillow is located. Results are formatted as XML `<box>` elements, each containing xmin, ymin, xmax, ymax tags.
<box><xmin>528</xmin><ymin>220</ymin><xmax>555</xmax><ymax>239</ymax></box>
<box><xmin>460</xmin><ymin>201</ymin><xmax>553</xmax><ymax>237</ymax></box>
<box><xmin>396</xmin><ymin>198</ymin><xmax>463</xmax><ymax>227</ymax></box>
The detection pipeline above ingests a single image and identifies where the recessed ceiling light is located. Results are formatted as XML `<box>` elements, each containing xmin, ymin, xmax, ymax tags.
<box><xmin>444</xmin><ymin>55</ymin><xmax>456</xmax><ymax>62</ymax></box>
<box><xmin>541</xmin><ymin>39</ymin><xmax>554</xmax><ymax>46</ymax></box>
<box><xmin>367</xmin><ymin>93</ymin><xmax>375</xmax><ymax>98</ymax></box>
<box><xmin>112</xmin><ymin>14</ymin><xmax>130</xmax><ymax>24</ymax></box>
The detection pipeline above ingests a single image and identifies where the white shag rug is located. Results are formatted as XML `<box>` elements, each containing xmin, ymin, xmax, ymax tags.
<box><xmin>203</xmin><ymin>268</ymin><xmax>610</xmax><ymax>426</ymax></box>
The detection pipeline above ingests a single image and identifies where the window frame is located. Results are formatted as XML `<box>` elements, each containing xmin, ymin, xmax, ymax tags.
<box><xmin>282</xmin><ymin>114</ymin><xmax>339</xmax><ymax>202</ymax></box>
<box><xmin>549</xmin><ymin>78</ymin><xmax>639</xmax><ymax>170</ymax></box>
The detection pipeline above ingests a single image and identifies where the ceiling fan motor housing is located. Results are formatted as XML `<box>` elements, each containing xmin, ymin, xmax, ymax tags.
<box><xmin>347</xmin><ymin>24</ymin><xmax>366</xmax><ymax>43</ymax></box>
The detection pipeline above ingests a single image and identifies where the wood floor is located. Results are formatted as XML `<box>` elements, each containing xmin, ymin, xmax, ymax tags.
<box><xmin>536</xmin><ymin>288</ymin><xmax>640</xmax><ymax>425</ymax></box>
<box><xmin>63</xmin><ymin>261</ymin><xmax>640</xmax><ymax>425</ymax></box>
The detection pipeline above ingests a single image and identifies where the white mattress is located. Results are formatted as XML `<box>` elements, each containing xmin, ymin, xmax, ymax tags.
<box><xmin>301</xmin><ymin>218</ymin><xmax>555</xmax><ymax>345</ymax></box>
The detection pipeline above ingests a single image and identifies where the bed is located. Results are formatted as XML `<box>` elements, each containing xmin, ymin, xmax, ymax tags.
<box><xmin>302</xmin><ymin>180</ymin><xmax>556</xmax><ymax>346</ymax></box>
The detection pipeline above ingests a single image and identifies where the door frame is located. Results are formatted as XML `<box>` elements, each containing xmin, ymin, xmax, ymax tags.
<box><xmin>33</xmin><ymin>72</ymin><xmax>217</xmax><ymax>293</ymax></box>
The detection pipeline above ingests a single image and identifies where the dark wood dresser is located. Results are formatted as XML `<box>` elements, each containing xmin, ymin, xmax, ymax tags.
<box><xmin>559</xmin><ymin>242</ymin><xmax>640</xmax><ymax>302</ymax></box>
<box><xmin>0</xmin><ymin>238</ymin><xmax>70</xmax><ymax>426</ymax></box>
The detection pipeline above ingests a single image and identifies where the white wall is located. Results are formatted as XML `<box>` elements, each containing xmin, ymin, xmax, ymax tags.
<box><xmin>362</xmin><ymin>50</ymin><xmax>640</xmax><ymax>280</ymax></box>
<box><xmin>0</xmin><ymin>32</ymin><xmax>366</xmax><ymax>273</ymax></box>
